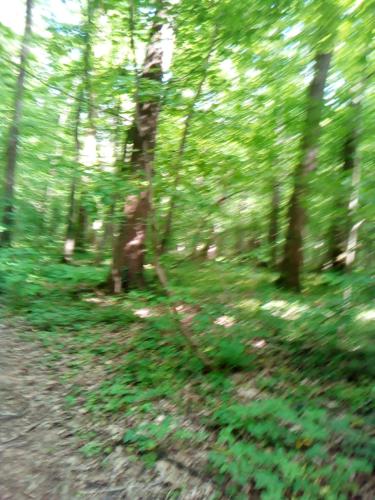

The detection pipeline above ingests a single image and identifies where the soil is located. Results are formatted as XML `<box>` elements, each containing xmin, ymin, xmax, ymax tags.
<box><xmin>0</xmin><ymin>321</ymin><xmax>215</xmax><ymax>499</ymax></box>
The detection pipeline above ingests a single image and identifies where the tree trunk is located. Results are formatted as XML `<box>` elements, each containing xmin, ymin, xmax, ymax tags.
<box><xmin>62</xmin><ymin>179</ymin><xmax>78</xmax><ymax>263</ymax></box>
<box><xmin>111</xmin><ymin>192</ymin><xmax>150</xmax><ymax>292</ymax></box>
<box><xmin>268</xmin><ymin>178</ymin><xmax>280</xmax><ymax>268</ymax></box>
<box><xmin>0</xmin><ymin>0</ymin><xmax>33</xmax><ymax>246</ymax></box>
<box><xmin>344</xmin><ymin>143</ymin><xmax>362</xmax><ymax>269</ymax></box>
<box><xmin>328</xmin><ymin>122</ymin><xmax>358</xmax><ymax>269</ymax></box>
<box><xmin>109</xmin><ymin>7</ymin><xmax>166</xmax><ymax>292</ymax></box>
<box><xmin>278</xmin><ymin>52</ymin><xmax>332</xmax><ymax>290</ymax></box>
<box><xmin>94</xmin><ymin>204</ymin><xmax>115</xmax><ymax>264</ymax></box>
<box><xmin>62</xmin><ymin>99</ymin><xmax>82</xmax><ymax>263</ymax></box>
<box><xmin>73</xmin><ymin>0</ymin><xmax>97</xmax><ymax>254</ymax></box>
<box><xmin>75</xmin><ymin>200</ymin><xmax>87</xmax><ymax>252</ymax></box>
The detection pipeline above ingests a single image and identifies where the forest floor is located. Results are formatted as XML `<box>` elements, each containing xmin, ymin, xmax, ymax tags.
<box><xmin>0</xmin><ymin>249</ymin><xmax>374</xmax><ymax>499</ymax></box>
<box><xmin>0</xmin><ymin>315</ymin><xmax>214</xmax><ymax>499</ymax></box>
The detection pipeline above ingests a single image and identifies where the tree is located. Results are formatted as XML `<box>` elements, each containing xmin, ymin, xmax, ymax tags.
<box><xmin>277</xmin><ymin>51</ymin><xmax>333</xmax><ymax>290</ymax></box>
<box><xmin>62</xmin><ymin>0</ymin><xmax>98</xmax><ymax>261</ymax></box>
<box><xmin>62</xmin><ymin>97</ymin><xmax>82</xmax><ymax>263</ymax></box>
<box><xmin>0</xmin><ymin>0</ymin><xmax>33</xmax><ymax>246</ymax></box>
<box><xmin>109</xmin><ymin>4</ymin><xmax>167</xmax><ymax>292</ymax></box>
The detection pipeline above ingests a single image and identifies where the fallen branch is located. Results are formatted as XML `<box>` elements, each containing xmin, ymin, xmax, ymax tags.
<box><xmin>0</xmin><ymin>421</ymin><xmax>41</xmax><ymax>446</ymax></box>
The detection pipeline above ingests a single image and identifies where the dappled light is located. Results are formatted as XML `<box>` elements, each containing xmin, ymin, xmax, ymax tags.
<box><xmin>0</xmin><ymin>0</ymin><xmax>374</xmax><ymax>498</ymax></box>
<box><xmin>261</xmin><ymin>299</ymin><xmax>309</xmax><ymax>320</ymax></box>
<box><xmin>356</xmin><ymin>309</ymin><xmax>375</xmax><ymax>322</ymax></box>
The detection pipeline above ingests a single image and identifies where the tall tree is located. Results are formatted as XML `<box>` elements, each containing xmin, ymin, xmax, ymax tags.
<box><xmin>0</xmin><ymin>0</ymin><xmax>33</xmax><ymax>246</ymax></box>
<box><xmin>268</xmin><ymin>178</ymin><xmax>281</xmax><ymax>268</ymax></box>
<box><xmin>74</xmin><ymin>0</ymin><xmax>98</xmax><ymax>252</ymax></box>
<box><xmin>328</xmin><ymin>101</ymin><xmax>360</xmax><ymax>270</ymax></box>
<box><xmin>62</xmin><ymin>97</ymin><xmax>82</xmax><ymax>263</ymax></box>
<box><xmin>109</xmin><ymin>4</ymin><xmax>167</xmax><ymax>293</ymax></box>
<box><xmin>62</xmin><ymin>0</ymin><xmax>97</xmax><ymax>260</ymax></box>
<box><xmin>277</xmin><ymin>52</ymin><xmax>332</xmax><ymax>290</ymax></box>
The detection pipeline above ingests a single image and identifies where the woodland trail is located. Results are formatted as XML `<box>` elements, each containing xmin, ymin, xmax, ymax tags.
<box><xmin>0</xmin><ymin>319</ymin><xmax>214</xmax><ymax>499</ymax></box>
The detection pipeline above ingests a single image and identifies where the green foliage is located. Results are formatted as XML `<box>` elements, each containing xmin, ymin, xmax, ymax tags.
<box><xmin>80</xmin><ymin>441</ymin><xmax>103</xmax><ymax>457</ymax></box>
<box><xmin>1</xmin><ymin>250</ymin><xmax>373</xmax><ymax>497</ymax></box>
<box><xmin>1</xmin><ymin>0</ymin><xmax>374</xmax><ymax>496</ymax></box>
<box><xmin>123</xmin><ymin>417</ymin><xmax>173</xmax><ymax>453</ymax></box>
<box><xmin>210</xmin><ymin>399</ymin><xmax>373</xmax><ymax>498</ymax></box>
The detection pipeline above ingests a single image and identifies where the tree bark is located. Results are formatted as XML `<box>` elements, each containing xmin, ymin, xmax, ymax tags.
<box><xmin>0</xmin><ymin>0</ymin><xmax>33</xmax><ymax>246</ymax></box>
<box><xmin>278</xmin><ymin>52</ymin><xmax>332</xmax><ymax>290</ymax></box>
<box><xmin>74</xmin><ymin>0</ymin><xmax>97</xmax><ymax>253</ymax></box>
<box><xmin>62</xmin><ymin>99</ymin><xmax>82</xmax><ymax>263</ymax></box>
<box><xmin>344</xmin><ymin>138</ymin><xmax>362</xmax><ymax>269</ymax></box>
<box><xmin>75</xmin><ymin>200</ymin><xmax>87</xmax><ymax>252</ymax></box>
<box><xmin>268</xmin><ymin>178</ymin><xmax>280</xmax><ymax>268</ymax></box>
<box><xmin>328</xmin><ymin>113</ymin><xmax>360</xmax><ymax>270</ymax></box>
<box><xmin>109</xmin><ymin>7</ymin><xmax>166</xmax><ymax>292</ymax></box>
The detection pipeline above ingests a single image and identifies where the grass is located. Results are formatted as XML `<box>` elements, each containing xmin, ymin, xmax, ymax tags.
<box><xmin>0</xmin><ymin>247</ymin><xmax>374</xmax><ymax>498</ymax></box>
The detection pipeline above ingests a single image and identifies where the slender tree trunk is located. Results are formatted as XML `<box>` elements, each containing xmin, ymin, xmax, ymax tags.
<box><xmin>75</xmin><ymin>201</ymin><xmax>87</xmax><ymax>252</ymax></box>
<box><xmin>344</xmin><ymin>143</ymin><xmax>362</xmax><ymax>269</ymax></box>
<box><xmin>160</xmin><ymin>26</ymin><xmax>217</xmax><ymax>254</ymax></box>
<box><xmin>74</xmin><ymin>0</ymin><xmax>97</xmax><ymax>253</ymax></box>
<box><xmin>94</xmin><ymin>204</ymin><xmax>115</xmax><ymax>264</ymax></box>
<box><xmin>0</xmin><ymin>0</ymin><xmax>33</xmax><ymax>246</ymax></box>
<box><xmin>328</xmin><ymin>114</ymin><xmax>359</xmax><ymax>270</ymax></box>
<box><xmin>109</xmin><ymin>7</ymin><xmax>166</xmax><ymax>293</ymax></box>
<box><xmin>84</xmin><ymin>0</ymin><xmax>98</xmax><ymax>160</ymax></box>
<box><xmin>268</xmin><ymin>178</ymin><xmax>280</xmax><ymax>268</ymax></box>
<box><xmin>62</xmin><ymin>100</ymin><xmax>82</xmax><ymax>263</ymax></box>
<box><xmin>278</xmin><ymin>52</ymin><xmax>332</xmax><ymax>290</ymax></box>
<box><xmin>62</xmin><ymin>179</ymin><xmax>78</xmax><ymax>263</ymax></box>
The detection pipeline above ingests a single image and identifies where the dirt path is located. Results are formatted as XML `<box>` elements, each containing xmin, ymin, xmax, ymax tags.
<box><xmin>0</xmin><ymin>322</ymin><xmax>134</xmax><ymax>499</ymax></box>
<box><xmin>0</xmin><ymin>321</ymin><xmax>214</xmax><ymax>499</ymax></box>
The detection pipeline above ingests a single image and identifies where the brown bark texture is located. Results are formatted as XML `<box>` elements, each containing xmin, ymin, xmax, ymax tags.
<box><xmin>328</xmin><ymin>119</ymin><xmax>359</xmax><ymax>270</ymax></box>
<box><xmin>0</xmin><ymin>0</ymin><xmax>33</xmax><ymax>246</ymax></box>
<box><xmin>109</xmin><ymin>8</ymin><xmax>165</xmax><ymax>292</ymax></box>
<box><xmin>278</xmin><ymin>52</ymin><xmax>332</xmax><ymax>290</ymax></box>
<box><xmin>62</xmin><ymin>99</ymin><xmax>82</xmax><ymax>263</ymax></box>
<box><xmin>268</xmin><ymin>179</ymin><xmax>280</xmax><ymax>268</ymax></box>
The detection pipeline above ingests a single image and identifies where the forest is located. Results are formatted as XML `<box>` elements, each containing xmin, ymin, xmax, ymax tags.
<box><xmin>0</xmin><ymin>0</ymin><xmax>374</xmax><ymax>498</ymax></box>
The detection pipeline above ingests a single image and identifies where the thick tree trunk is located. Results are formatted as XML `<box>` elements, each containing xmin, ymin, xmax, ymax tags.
<box><xmin>111</xmin><ymin>192</ymin><xmax>150</xmax><ymax>292</ymax></box>
<box><xmin>0</xmin><ymin>0</ymin><xmax>33</xmax><ymax>246</ymax></box>
<box><xmin>268</xmin><ymin>178</ymin><xmax>280</xmax><ymax>268</ymax></box>
<box><xmin>109</xmin><ymin>8</ymin><xmax>165</xmax><ymax>292</ymax></box>
<box><xmin>278</xmin><ymin>52</ymin><xmax>332</xmax><ymax>290</ymax></box>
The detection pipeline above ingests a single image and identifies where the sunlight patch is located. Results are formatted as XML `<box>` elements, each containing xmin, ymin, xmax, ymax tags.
<box><xmin>261</xmin><ymin>300</ymin><xmax>309</xmax><ymax>320</ymax></box>
<box><xmin>237</xmin><ymin>298</ymin><xmax>261</xmax><ymax>312</ymax></box>
<box><xmin>356</xmin><ymin>309</ymin><xmax>375</xmax><ymax>322</ymax></box>
<box><xmin>214</xmin><ymin>315</ymin><xmax>236</xmax><ymax>328</ymax></box>
<box><xmin>134</xmin><ymin>308</ymin><xmax>154</xmax><ymax>319</ymax></box>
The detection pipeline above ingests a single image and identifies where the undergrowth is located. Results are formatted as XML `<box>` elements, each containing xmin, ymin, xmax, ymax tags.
<box><xmin>0</xmin><ymin>248</ymin><xmax>374</xmax><ymax>499</ymax></box>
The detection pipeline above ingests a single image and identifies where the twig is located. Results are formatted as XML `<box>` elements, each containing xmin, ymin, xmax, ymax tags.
<box><xmin>0</xmin><ymin>421</ymin><xmax>41</xmax><ymax>446</ymax></box>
